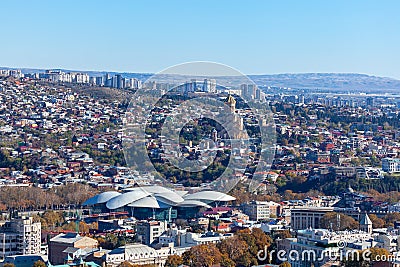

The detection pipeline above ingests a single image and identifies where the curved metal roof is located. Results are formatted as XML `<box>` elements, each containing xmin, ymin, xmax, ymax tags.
<box><xmin>84</xmin><ymin>187</ymin><xmax>225</xmax><ymax>210</ymax></box>
<box><xmin>175</xmin><ymin>190</ymin><xmax>189</xmax><ymax>197</ymax></box>
<box><xmin>176</xmin><ymin>199</ymin><xmax>211</xmax><ymax>208</ymax></box>
<box><xmin>106</xmin><ymin>189</ymin><xmax>151</xmax><ymax>210</ymax></box>
<box><xmin>140</xmin><ymin>185</ymin><xmax>184</xmax><ymax>204</ymax></box>
<box><xmin>154</xmin><ymin>192</ymin><xmax>184</xmax><ymax>205</ymax></box>
<box><xmin>184</xmin><ymin>191</ymin><xmax>236</xmax><ymax>202</ymax></box>
<box><xmin>122</xmin><ymin>185</ymin><xmax>184</xmax><ymax>204</ymax></box>
<box><xmin>140</xmin><ymin>185</ymin><xmax>176</xmax><ymax>194</ymax></box>
<box><xmin>127</xmin><ymin>195</ymin><xmax>160</xmax><ymax>208</ymax></box>
<box><xmin>82</xmin><ymin>191</ymin><xmax>121</xmax><ymax>206</ymax></box>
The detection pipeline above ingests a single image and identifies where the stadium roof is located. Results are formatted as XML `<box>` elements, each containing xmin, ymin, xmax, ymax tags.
<box><xmin>176</xmin><ymin>199</ymin><xmax>211</xmax><ymax>208</ymax></box>
<box><xmin>183</xmin><ymin>190</ymin><xmax>236</xmax><ymax>203</ymax></box>
<box><xmin>83</xmin><ymin>186</ymin><xmax>235</xmax><ymax>210</ymax></box>
<box><xmin>82</xmin><ymin>191</ymin><xmax>121</xmax><ymax>206</ymax></box>
<box><xmin>106</xmin><ymin>189</ymin><xmax>151</xmax><ymax>210</ymax></box>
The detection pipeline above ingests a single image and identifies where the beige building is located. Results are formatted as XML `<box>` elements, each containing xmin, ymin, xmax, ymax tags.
<box><xmin>49</xmin><ymin>233</ymin><xmax>98</xmax><ymax>264</ymax></box>
<box><xmin>243</xmin><ymin>201</ymin><xmax>281</xmax><ymax>221</ymax></box>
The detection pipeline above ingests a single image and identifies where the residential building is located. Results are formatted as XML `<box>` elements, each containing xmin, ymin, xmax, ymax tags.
<box><xmin>0</xmin><ymin>217</ymin><xmax>41</xmax><ymax>258</ymax></box>
<box><xmin>49</xmin><ymin>233</ymin><xmax>98</xmax><ymax>265</ymax></box>
<box><xmin>382</xmin><ymin>158</ymin><xmax>400</xmax><ymax>173</ymax></box>
<box><xmin>242</xmin><ymin>201</ymin><xmax>281</xmax><ymax>221</ymax></box>
<box><xmin>136</xmin><ymin>221</ymin><xmax>167</xmax><ymax>246</ymax></box>
<box><xmin>104</xmin><ymin>243</ymin><xmax>178</xmax><ymax>267</ymax></box>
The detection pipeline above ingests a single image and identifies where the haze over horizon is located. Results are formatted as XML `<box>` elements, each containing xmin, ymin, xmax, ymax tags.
<box><xmin>2</xmin><ymin>65</ymin><xmax>400</xmax><ymax>82</ymax></box>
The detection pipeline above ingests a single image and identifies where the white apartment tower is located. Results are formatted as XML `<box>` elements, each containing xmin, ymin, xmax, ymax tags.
<box><xmin>0</xmin><ymin>217</ymin><xmax>41</xmax><ymax>258</ymax></box>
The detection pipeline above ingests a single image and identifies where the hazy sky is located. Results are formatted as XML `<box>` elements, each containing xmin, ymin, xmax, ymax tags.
<box><xmin>1</xmin><ymin>0</ymin><xmax>400</xmax><ymax>78</ymax></box>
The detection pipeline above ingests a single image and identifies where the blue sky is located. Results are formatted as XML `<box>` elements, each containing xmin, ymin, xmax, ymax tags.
<box><xmin>1</xmin><ymin>0</ymin><xmax>400</xmax><ymax>78</ymax></box>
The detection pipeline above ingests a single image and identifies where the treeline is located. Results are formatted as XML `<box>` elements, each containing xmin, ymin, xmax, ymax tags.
<box><xmin>0</xmin><ymin>183</ymin><xmax>98</xmax><ymax>211</ymax></box>
<box><xmin>272</xmin><ymin>173</ymin><xmax>400</xmax><ymax>204</ymax></box>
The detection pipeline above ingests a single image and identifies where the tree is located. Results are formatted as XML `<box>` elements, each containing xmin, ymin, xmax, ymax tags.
<box><xmin>369</xmin><ymin>247</ymin><xmax>390</xmax><ymax>261</ymax></box>
<box><xmin>32</xmin><ymin>261</ymin><xmax>46</xmax><ymax>267</ymax></box>
<box><xmin>165</xmin><ymin>255</ymin><xmax>183</xmax><ymax>267</ymax></box>
<box><xmin>368</xmin><ymin>214</ymin><xmax>385</xmax><ymax>229</ymax></box>
<box><xmin>217</xmin><ymin>236</ymin><xmax>248</xmax><ymax>263</ymax></box>
<box><xmin>220</xmin><ymin>253</ymin><xmax>235</xmax><ymax>267</ymax></box>
<box><xmin>342</xmin><ymin>248</ymin><xmax>390</xmax><ymax>267</ymax></box>
<box><xmin>383</xmin><ymin>212</ymin><xmax>400</xmax><ymax>227</ymax></box>
<box><xmin>79</xmin><ymin>221</ymin><xmax>90</xmax><ymax>233</ymax></box>
<box><xmin>234</xmin><ymin>228</ymin><xmax>273</xmax><ymax>266</ymax></box>
<box><xmin>319</xmin><ymin>212</ymin><xmax>359</xmax><ymax>231</ymax></box>
<box><xmin>96</xmin><ymin>233</ymin><xmax>120</xmax><ymax>249</ymax></box>
<box><xmin>274</xmin><ymin>230</ymin><xmax>292</xmax><ymax>239</ymax></box>
<box><xmin>183</xmin><ymin>244</ymin><xmax>222</xmax><ymax>267</ymax></box>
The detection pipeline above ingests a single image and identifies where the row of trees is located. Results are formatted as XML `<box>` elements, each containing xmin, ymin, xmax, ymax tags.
<box><xmin>319</xmin><ymin>212</ymin><xmax>400</xmax><ymax>230</ymax></box>
<box><xmin>3</xmin><ymin>260</ymin><xmax>46</xmax><ymax>267</ymax></box>
<box><xmin>0</xmin><ymin>183</ymin><xmax>98</xmax><ymax>211</ymax></box>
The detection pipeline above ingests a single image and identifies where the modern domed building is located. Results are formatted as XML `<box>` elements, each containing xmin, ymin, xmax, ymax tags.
<box><xmin>82</xmin><ymin>186</ymin><xmax>236</xmax><ymax>220</ymax></box>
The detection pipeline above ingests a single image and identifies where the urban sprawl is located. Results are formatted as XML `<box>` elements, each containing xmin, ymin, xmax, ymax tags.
<box><xmin>1</xmin><ymin>68</ymin><xmax>400</xmax><ymax>267</ymax></box>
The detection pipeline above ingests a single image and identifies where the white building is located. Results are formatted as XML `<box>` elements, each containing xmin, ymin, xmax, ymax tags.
<box><xmin>136</xmin><ymin>221</ymin><xmax>167</xmax><ymax>246</ymax></box>
<box><xmin>382</xmin><ymin>158</ymin><xmax>400</xmax><ymax>173</ymax></box>
<box><xmin>180</xmin><ymin>231</ymin><xmax>232</xmax><ymax>247</ymax></box>
<box><xmin>0</xmin><ymin>217</ymin><xmax>41</xmax><ymax>258</ymax></box>
<box><xmin>104</xmin><ymin>243</ymin><xmax>179</xmax><ymax>267</ymax></box>
<box><xmin>287</xmin><ymin>228</ymin><xmax>374</xmax><ymax>267</ymax></box>
<box><xmin>290</xmin><ymin>207</ymin><xmax>334</xmax><ymax>230</ymax></box>
<box><xmin>242</xmin><ymin>201</ymin><xmax>278</xmax><ymax>221</ymax></box>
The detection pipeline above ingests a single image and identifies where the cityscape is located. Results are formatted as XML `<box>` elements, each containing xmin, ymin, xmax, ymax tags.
<box><xmin>0</xmin><ymin>64</ymin><xmax>400</xmax><ymax>267</ymax></box>
<box><xmin>1</xmin><ymin>1</ymin><xmax>400</xmax><ymax>267</ymax></box>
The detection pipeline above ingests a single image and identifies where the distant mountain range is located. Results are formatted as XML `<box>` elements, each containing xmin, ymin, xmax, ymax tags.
<box><xmin>2</xmin><ymin>67</ymin><xmax>400</xmax><ymax>92</ymax></box>
<box><xmin>248</xmin><ymin>73</ymin><xmax>400</xmax><ymax>92</ymax></box>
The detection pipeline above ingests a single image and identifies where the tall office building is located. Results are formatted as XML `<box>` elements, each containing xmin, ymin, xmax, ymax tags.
<box><xmin>240</xmin><ymin>84</ymin><xmax>248</xmax><ymax>99</ymax></box>
<box><xmin>247</xmin><ymin>84</ymin><xmax>256</xmax><ymax>99</ymax></box>
<box><xmin>241</xmin><ymin>84</ymin><xmax>258</xmax><ymax>100</ymax></box>
<box><xmin>366</xmin><ymin>97</ymin><xmax>374</xmax><ymax>107</ymax></box>
<box><xmin>202</xmin><ymin>79</ymin><xmax>217</xmax><ymax>93</ymax></box>
<box><xmin>116</xmin><ymin>74</ymin><xmax>123</xmax><ymax>89</ymax></box>
<box><xmin>299</xmin><ymin>94</ymin><xmax>305</xmax><ymax>104</ymax></box>
<box><xmin>105</xmin><ymin>73</ymin><xmax>112</xmax><ymax>87</ymax></box>
<box><xmin>96</xmin><ymin>76</ymin><xmax>104</xmax><ymax>86</ymax></box>
<box><xmin>129</xmin><ymin>78</ymin><xmax>142</xmax><ymax>89</ymax></box>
